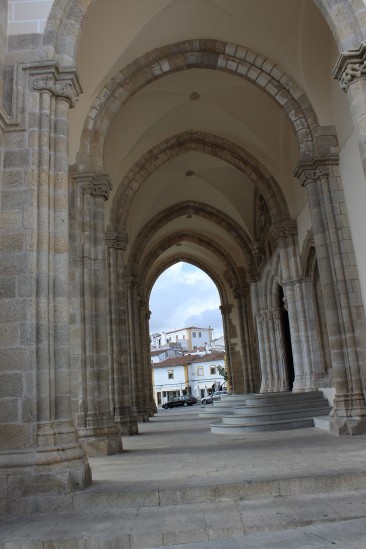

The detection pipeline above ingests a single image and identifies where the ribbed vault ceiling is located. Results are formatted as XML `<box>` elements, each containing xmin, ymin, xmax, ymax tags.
<box><xmin>70</xmin><ymin>0</ymin><xmax>339</xmax><ymax>293</ymax></box>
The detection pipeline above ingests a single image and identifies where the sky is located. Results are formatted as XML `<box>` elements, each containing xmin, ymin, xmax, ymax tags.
<box><xmin>149</xmin><ymin>262</ymin><xmax>224</xmax><ymax>340</ymax></box>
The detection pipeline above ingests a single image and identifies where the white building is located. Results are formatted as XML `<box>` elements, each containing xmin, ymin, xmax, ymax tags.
<box><xmin>152</xmin><ymin>352</ymin><xmax>225</xmax><ymax>406</ymax></box>
<box><xmin>161</xmin><ymin>326</ymin><xmax>213</xmax><ymax>351</ymax></box>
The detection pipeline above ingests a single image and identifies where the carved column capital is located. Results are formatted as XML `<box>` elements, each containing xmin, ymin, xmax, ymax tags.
<box><xmin>125</xmin><ymin>277</ymin><xmax>139</xmax><ymax>292</ymax></box>
<box><xmin>71</xmin><ymin>173</ymin><xmax>112</xmax><ymax>201</ymax></box>
<box><xmin>294</xmin><ymin>158</ymin><xmax>337</xmax><ymax>187</ymax></box>
<box><xmin>233</xmin><ymin>286</ymin><xmax>249</xmax><ymax>300</ymax></box>
<box><xmin>270</xmin><ymin>221</ymin><xmax>298</xmax><ymax>246</ymax></box>
<box><xmin>28</xmin><ymin>62</ymin><xmax>82</xmax><ymax>107</ymax></box>
<box><xmin>105</xmin><ymin>232</ymin><xmax>129</xmax><ymax>250</ymax></box>
<box><xmin>220</xmin><ymin>304</ymin><xmax>233</xmax><ymax>316</ymax></box>
<box><xmin>333</xmin><ymin>42</ymin><xmax>366</xmax><ymax>92</ymax></box>
<box><xmin>92</xmin><ymin>176</ymin><xmax>112</xmax><ymax>200</ymax></box>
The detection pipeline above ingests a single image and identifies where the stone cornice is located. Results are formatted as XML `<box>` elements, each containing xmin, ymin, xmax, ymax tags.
<box><xmin>333</xmin><ymin>42</ymin><xmax>366</xmax><ymax>92</ymax></box>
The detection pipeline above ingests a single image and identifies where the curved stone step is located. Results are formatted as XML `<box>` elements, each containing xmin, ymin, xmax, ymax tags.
<box><xmin>232</xmin><ymin>398</ymin><xmax>331</xmax><ymax>415</ymax></box>
<box><xmin>243</xmin><ymin>391</ymin><xmax>325</xmax><ymax>406</ymax></box>
<box><xmin>221</xmin><ymin>406</ymin><xmax>331</xmax><ymax>424</ymax></box>
<box><xmin>211</xmin><ymin>417</ymin><xmax>316</xmax><ymax>434</ymax></box>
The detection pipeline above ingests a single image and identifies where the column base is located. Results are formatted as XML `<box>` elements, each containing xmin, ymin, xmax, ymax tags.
<box><xmin>78</xmin><ymin>413</ymin><xmax>123</xmax><ymax>456</ymax></box>
<box><xmin>132</xmin><ymin>402</ymin><xmax>150</xmax><ymax>423</ymax></box>
<box><xmin>314</xmin><ymin>416</ymin><xmax>366</xmax><ymax>435</ymax></box>
<box><xmin>0</xmin><ymin>420</ymin><xmax>91</xmax><ymax>512</ymax></box>
<box><xmin>114</xmin><ymin>407</ymin><xmax>139</xmax><ymax>436</ymax></box>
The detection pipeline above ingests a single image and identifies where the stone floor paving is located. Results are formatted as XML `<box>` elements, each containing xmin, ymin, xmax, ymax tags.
<box><xmin>1</xmin><ymin>407</ymin><xmax>366</xmax><ymax>547</ymax></box>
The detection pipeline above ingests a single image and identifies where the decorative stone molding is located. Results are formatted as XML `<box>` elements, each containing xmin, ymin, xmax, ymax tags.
<box><xmin>33</xmin><ymin>76</ymin><xmax>77</xmax><ymax>105</ymax></box>
<box><xmin>220</xmin><ymin>304</ymin><xmax>233</xmax><ymax>316</ymax></box>
<box><xmin>105</xmin><ymin>232</ymin><xmax>129</xmax><ymax>250</ymax></box>
<box><xmin>72</xmin><ymin>173</ymin><xmax>113</xmax><ymax>200</ymax></box>
<box><xmin>256</xmin><ymin>308</ymin><xmax>282</xmax><ymax>324</ymax></box>
<box><xmin>28</xmin><ymin>62</ymin><xmax>82</xmax><ymax>107</ymax></box>
<box><xmin>333</xmin><ymin>42</ymin><xmax>366</xmax><ymax>92</ymax></box>
<box><xmin>92</xmin><ymin>178</ymin><xmax>113</xmax><ymax>200</ymax></box>
<box><xmin>294</xmin><ymin>158</ymin><xmax>337</xmax><ymax>187</ymax></box>
<box><xmin>233</xmin><ymin>286</ymin><xmax>249</xmax><ymax>300</ymax></box>
<box><xmin>270</xmin><ymin>222</ymin><xmax>298</xmax><ymax>245</ymax></box>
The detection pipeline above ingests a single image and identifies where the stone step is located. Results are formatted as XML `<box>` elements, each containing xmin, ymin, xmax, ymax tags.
<box><xmin>242</xmin><ymin>391</ymin><xmax>325</xmax><ymax>406</ymax></box>
<box><xmin>221</xmin><ymin>406</ymin><xmax>331</xmax><ymax>424</ymax></box>
<box><xmin>211</xmin><ymin>417</ymin><xmax>317</xmax><ymax>433</ymax></box>
<box><xmin>232</xmin><ymin>398</ymin><xmax>331</xmax><ymax>415</ymax></box>
<box><xmin>3</xmin><ymin>489</ymin><xmax>366</xmax><ymax>549</ymax></box>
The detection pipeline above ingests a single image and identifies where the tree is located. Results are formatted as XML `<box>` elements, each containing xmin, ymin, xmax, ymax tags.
<box><xmin>217</xmin><ymin>365</ymin><xmax>228</xmax><ymax>382</ymax></box>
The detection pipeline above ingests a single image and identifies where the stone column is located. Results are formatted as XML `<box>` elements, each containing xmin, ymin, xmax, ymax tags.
<box><xmin>295</xmin><ymin>160</ymin><xmax>366</xmax><ymax>433</ymax></box>
<box><xmin>233</xmin><ymin>285</ymin><xmax>259</xmax><ymax>393</ymax></box>
<box><xmin>271</xmin><ymin>224</ymin><xmax>317</xmax><ymax>392</ymax></box>
<box><xmin>0</xmin><ymin>65</ymin><xmax>91</xmax><ymax>508</ymax></box>
<box><xmin>220</xmin><ymin>304</ymin><xmax>234</xmax><ymax>392</ymax></box>
<box><xmin>333</xmin><ymin>43</ymin><xmax>366</xmax><ymax>176</ymax></box>
<box><xmin>271</xmin><ymin>308</ymin><xmax>290</xmax><ymax>392</ymax></box>
<box><xmin>105</xmin><ymin>234</ymin><xmax>138</xmax><ymax>435</ymax></box>
<box><xmin>255</xmin><ymin>311</ymin><xmax>271</xmax><ymax>393</ymax></box>
<box><xmin>125</xmin><ymin>279</ymin><xmax>149</xmax><ymax>421</ymax></box>
<box><xmin>69</xmin><ymin>173</ymin><xmax>122</xmax><ymax>455</ymax></box>
<box><xmin>139</xmin><ymin>299</ymin><xmax>157</xmax><ymax>416</ymax></box>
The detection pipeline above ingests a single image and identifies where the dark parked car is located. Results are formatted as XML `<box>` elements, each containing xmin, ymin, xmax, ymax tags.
<box><xmin>162</xmin><ymin>395</ymin><xmax>197</xmax><ymax>409</ymax></box>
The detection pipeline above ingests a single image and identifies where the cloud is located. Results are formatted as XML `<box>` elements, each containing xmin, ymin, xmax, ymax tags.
<box><xmin>149</xmin><ymin>262</ymin><xmax>223</xmax><ymax>338</ymax></box>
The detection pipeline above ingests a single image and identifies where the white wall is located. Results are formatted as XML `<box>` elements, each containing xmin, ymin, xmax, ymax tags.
<box><xmin>339</xmin><ymin>131</ymin><xmax>366</xmax><ymax>308</ymax></box>
<box><xmin>8</xmin><ymin>0</ymin><xmax>53</xmax><ymax>35</ymax></box>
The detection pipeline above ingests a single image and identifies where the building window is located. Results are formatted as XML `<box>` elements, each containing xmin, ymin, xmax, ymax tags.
<box><xmin>168</xmin><ymin>370</ymin><xmax>174</xmax><ymax>379</ymax></box>
<box><xmin>210</xmin><ymin>366</ymin><xmax>216</xmax><ymax>375</ymax></box>
<box><xmin>197</xmin><ymin>366</ymin><xmax>204</xmax><ymax>376</ymax></box>
<box><xmin>192</xmin><ymin>332</ymin><xmax>196</xmax><ymax>337</ymax></box>
<box><xmin>198</xmin><ymin>332</ymin><xmax>202</xmax><ymax>337</ymax></box>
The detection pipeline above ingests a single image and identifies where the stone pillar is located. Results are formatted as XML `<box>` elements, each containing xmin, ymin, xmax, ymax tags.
<box><xmin>105</xmin><ymin>234</ymin><xmax>138</xmax><ymax>435</ymax></box>
<box><xmin>69</xmin><ymin>173</ymin><xmax>122</xmax><ymax>455</ymax></box>
<box><xmin>0</xmin><ymin>64</ymin><xmax>91</xmax><ymax>509</ymax></box>
<box><xmin>139</xmin><ymin>299</ymin><xmax>157</xmax><ymax>416</ymax></box>
<box><xmin>254</xmin><ymin>311</ymin><xmax>271</xmax><ymax>392</ymax></box>
<box><xmin>271</xmin><ymin>224</ymin><xmax>317</xmax><ymax>392</ymax></box>
<box><xmin>233</xmin><ymin>285</ymin><xmax>259</xmax><ymax>393</ymax></box>
<box><xmin>219</xmin><ymin>304</ymin><xmax>234</xmax><ymax>392</ymax></box>
<box><xmin>295</xmin><ymin>160</ymin><xmax>366</xmax><ymax>433</ymax></box>
<box><xmin>125</xmin><ymin>279</ymin><xmax>149</xmax><ymax>422</ymax></box>
<box><xmin>333</xmin><ymin>43</ymin><xmax>366</xmax><ymax>176</ymax></box>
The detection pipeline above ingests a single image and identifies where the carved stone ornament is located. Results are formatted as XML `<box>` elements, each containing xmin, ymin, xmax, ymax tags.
<box><xmin>75</xmin><ymin>174</ymin><xmax>112</xmax><ymax>201</ymax></box>
<box><xmin>33</xmin><ymin>76</ymin><xmax>77</xmax><ymax>106</ymax></box>
<box><xmin>294</xmin><ymin>160</ymin><xmax>334</xmax><ymax>187</ymax></box>
<box><xmin>233</xmin><ymin>286</ymin><xmax>248</xmax><ymax>300</ymax></box>
<box><xmin>105</xmin><ymin>232</ymin><xmax>129</xmax><ymax>251</ymax></box>
<box><xmin>270</xmin><ymin>222</ymin><xmax>297</xmax><ymax>244</ymax></box>
<box><xmin>92</xmin><ymin>181</ymin><xmax>113</xmax><ymax>201</ymax></box>
<box><xmin>220</xmin><ymin>304</ymin><xmax>233</xmax><ymax>316</ymax></box>
<box><xmin>333</xmin><ymin>42</ymin><xmax>366</xmax><ymax>92</ymax></box>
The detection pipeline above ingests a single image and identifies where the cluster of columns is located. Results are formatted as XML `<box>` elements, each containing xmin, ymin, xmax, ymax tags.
<box><xmin>295</xmin><ymin>159</ymin><xmax>366</xmax><ymax>430</ymax></box>
<box><xmin>0</xmin><ymin>64</ymin><xmax>92</xmax><ymax>504</ymax></box>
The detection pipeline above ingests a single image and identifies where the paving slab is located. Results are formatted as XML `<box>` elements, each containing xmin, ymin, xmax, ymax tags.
<box><xmin>2</xmin><ymin>408</ymin><xmax>366</xmax><ymax>547</ymax></box>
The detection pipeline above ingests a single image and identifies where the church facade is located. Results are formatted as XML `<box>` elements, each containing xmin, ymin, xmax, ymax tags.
<box><xmin>2</xmin><ymin>0</ymin><xmax>366</xmax><ymax>508</ymax></box>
